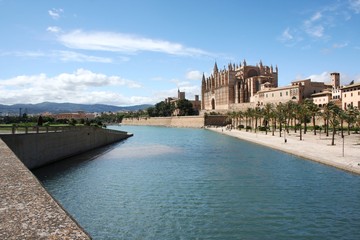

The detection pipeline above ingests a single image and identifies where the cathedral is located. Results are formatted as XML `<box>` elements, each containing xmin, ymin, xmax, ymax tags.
<box><xmin>201</xmin><ymin>60</ymin><xmax>278</xmax><ymax>111</ymax></box>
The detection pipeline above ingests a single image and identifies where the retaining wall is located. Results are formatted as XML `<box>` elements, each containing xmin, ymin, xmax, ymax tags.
<box><xmin>122</xmin><ymin>116</ymin><xmax>205</xmax><ymax>128</ymax></box>
<box><xmin>0</xmin><ymin>126</ymin><xmax>132</xmax><ymax>169</ymax></box>
<box><xmin>0</xmin><ymin>138</ymin><xmax>91</xmax><ymax>239</ymax></box>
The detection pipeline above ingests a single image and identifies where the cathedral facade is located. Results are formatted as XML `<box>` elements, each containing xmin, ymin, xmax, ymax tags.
<box><xmin>201</xmin><ymin>60</ymin><xmax>278</xmax><ymax>111</ymax></box>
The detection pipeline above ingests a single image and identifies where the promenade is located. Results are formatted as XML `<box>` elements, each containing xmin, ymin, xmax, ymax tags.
<box><xmin>209</xmin><ymin>127</ymin><xmax>360</xmax><ymax>175</ymax></box>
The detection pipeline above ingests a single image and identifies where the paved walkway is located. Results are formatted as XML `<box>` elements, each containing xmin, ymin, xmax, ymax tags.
<box><xmin>0</xmin><ymin>138</ymin><xmax>91</xmax><ymax>239</ymax></box>
<box><xmin>208</xmin><ymin>127</ymin><xmax>360</xmax><ymax>175</ymax></box>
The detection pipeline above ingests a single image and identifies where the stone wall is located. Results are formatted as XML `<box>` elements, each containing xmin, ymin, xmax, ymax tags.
<box><xmin>122</xmin><ymin>116</ymin><xmax>205</xmax><ymax>128</ymax></box>
<box><xmin>0</xmin><ymin>126</ymin><xmax>132</xmax><ymax>169</ymax></box>
<box><xmin>0</xmin><ymin>139</ymin><xmax>91</xmax><ymax>239</ymax></box>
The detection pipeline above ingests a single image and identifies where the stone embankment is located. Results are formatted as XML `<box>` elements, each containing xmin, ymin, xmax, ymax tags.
<box><xmin>1</xmin><ymin>126</ymin><xmax>132</xmax><ymax>169</ymax></box>
<box><xmin>121</xmin><ymin>115</ymin><xmax>229</xmax><ymax>128</ymax></box>
<box><xmin>0</xmin><ymin>126</ymin><xmax>132</xmax><ymax>239</ymax></box>
<box><xmin>0</xmin><ymin>138</ymin><xmax>91</xmax><ymax>239</ymax></box>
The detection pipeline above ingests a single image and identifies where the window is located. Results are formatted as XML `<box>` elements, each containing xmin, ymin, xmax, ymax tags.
<box><xmin>286</xmin><ymin>91</ymin><xmax>288</xmax><ymax>96</ymax></box>
<box><xmin>280</xmin><ymin>92</ymin><xmax>282</xmax><ymax>97</ymax></box>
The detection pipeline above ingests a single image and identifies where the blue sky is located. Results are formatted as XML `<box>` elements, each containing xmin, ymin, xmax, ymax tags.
<box><xmin>0</xmin><ymin>0</ymin><xmax>359</xmax><ymax>106</ymax></box>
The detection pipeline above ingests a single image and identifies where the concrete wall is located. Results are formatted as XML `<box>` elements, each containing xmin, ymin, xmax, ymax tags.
<box><xmin>122</xmin><ymin>116</ymin><xmax>205</xmax><ymax>128</ymax></box>
<box><xmin>0</xmin><ymin>126</ymin><xmax>132</xmax><ymax>169</ymax></box>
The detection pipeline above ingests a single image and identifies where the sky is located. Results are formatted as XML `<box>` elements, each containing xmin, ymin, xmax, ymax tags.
<box><xmin>0</xmin><ymin>0</ymin><xmax>360</xmax><ymax>106</ymax></box>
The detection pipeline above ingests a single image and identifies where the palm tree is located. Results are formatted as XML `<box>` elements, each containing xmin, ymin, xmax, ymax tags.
<box><xmin>226</xmin><ymin>111</ymin><xmax>236</xmax><ymax>129</ymax></box>
<box><xmin>345</xmin><ymin>104</ymin><xmax>357</xmax><ymax>135</ymax></box>
<box><xmin>263</xmin><ymin>103</ymin><xmax>274</xmax><ymax>135</ymax></box>
<box><xmin>326</xmin><ymin>102</ymin><xmax>341</xmax><ymax>145</ymax></box>
<box><xmin>275</xmin><ymin>103</ymin><xmax>286</xmax><ymax>138</ymax></box>
<box><xmin>304</xmin><ymin>99</ymin><xmax>320</xmax><ymax>135</ymax></box>
<box><xmin>293</xmin><ymin>103</ymin><xmax>304</xmax><ymax>140</ymax></box>
<box><xmin>244</xmin><ymin>108</ymin><xmax>253</xmax><ymax>132</ymax></box>
<box><xmin>322</xmin><ymin>103</ymin><xmax>332</xmax><ymax>137</ymax></box>
<box><xmin>254</xmin><ymin>106</ymin><xmax>261</xmax><ymax>133</ymax></box>
<box><xmin>284</xmin><ymin>101</ymin><xmax>296</xmax><ymax>134</ymax></box>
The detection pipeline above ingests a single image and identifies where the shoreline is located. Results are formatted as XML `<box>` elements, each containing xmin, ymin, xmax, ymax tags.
<box><xmin>208</xmin><ymin>127</ymin><xmax>360</xmax><ymax>175</ymax></box>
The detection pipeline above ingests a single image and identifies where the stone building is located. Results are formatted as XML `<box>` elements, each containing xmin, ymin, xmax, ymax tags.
<box><xmin>342</xmin><ymin>82</ymin><xmax>360</xmax><ymax>109</ymax></box>
<box><xmin>201</xmin><ymin>60</ymin><xmax>278</xmax><ymax>111</ymax></box>
<box><xmin>165</xmin><ymin>89</ymin><xmax>201</xmax><ymax>115</ymax></box>
<box><xmin>201</xmin><ymin>60</ymin><xmax>346</xmax><ymax>112</ymax></box>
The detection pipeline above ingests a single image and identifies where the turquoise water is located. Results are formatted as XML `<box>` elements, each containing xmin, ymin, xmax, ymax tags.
<box><xmin>33</xmin><ymin>126</ymin><xmax>360</xmax><ymax>240</ymax></box>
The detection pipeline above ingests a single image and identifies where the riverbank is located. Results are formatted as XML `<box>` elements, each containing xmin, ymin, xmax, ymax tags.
<box><xmin>208</xmin><ymin>127</ymin><xmax>360</xmax><ymax>175</ymax></box>
<box><xmin>0</xmin><ymin>138</ymin><xmax>91</xmax><ymax>239</ymax></box>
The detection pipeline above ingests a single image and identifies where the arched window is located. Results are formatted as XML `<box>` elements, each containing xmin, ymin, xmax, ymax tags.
<box><xmin>211</xmin><ymin>99</ymin><xmax>215</xmax><ymax>110</ymax></box>
<box><xmin>247</xmin><ymin>69</ymin><xmax>258</xmax><ymax>78</ymax></box>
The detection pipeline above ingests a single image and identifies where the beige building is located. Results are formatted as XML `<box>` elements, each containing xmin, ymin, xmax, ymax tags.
<box><xmin>342</xmin><ymin>82</ymin><xmax>360</xmax><ymax>109</ymax></box>
<box><xmin>55</xmin><ymin>111</ymin><xmax>95</xmax><ymax>120</ymax></box>
<box><xmin>201</xmin><ymin>60</ymin><xmax>335</xmax><ymax>111</ymax></box>
<box><xmin>201</xmin><ymin>60</ymin><xmax>278</xmax><ymax>111</ymax></box>
<box><xmin>165</xmin><ymin>89</ymin><xmax>201</xmax><ymax>115</ymax></box>
<box><xmin>312</xmin><ymin>90</ymin><xmax>332</xmax><ymax>107</ymax></box>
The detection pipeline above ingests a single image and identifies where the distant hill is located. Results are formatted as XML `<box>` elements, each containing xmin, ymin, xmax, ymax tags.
<box><xmin>0</xmin><ymin>102</ymin><xmax>153</xmax><ymax>115</ymax></box>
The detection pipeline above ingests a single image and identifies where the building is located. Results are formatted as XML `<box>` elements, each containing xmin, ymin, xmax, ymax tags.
<box><xmin>202</xmin><ymin>60</ymin><xmax>279</xmax><ymax>111</ymax></box>
<box><xmin>201</xmin><ymin>60</ymin><xmax>335</xmax><ymax>112</ymax></box>
<box><xmin>54</xmin><ymin>111</ymin><xmax>95</xmax><ymax>121</ymax></box>
<box><xmin>341</xmin><ymin>82</ymin><xmax>360</xmax><ymax>109</ymax></box>
<box><xmin>165</xmin><ymin>89</ymin><xmax>201</xmax><ymax>115</ymax></box>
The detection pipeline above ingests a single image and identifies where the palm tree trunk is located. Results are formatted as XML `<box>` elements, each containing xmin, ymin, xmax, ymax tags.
<box><xmin>313</xmin><ymin>115</ymin><xmax>316</xmax><ymax>135</ymax></box>
<box><xmin>331</xmin><ymin>125</ymin><xmax>336</xmax><ymax>145</ymax></box>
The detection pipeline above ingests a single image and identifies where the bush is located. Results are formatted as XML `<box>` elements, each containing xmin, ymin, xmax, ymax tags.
<box><xmin>258</xmin><ymin>126</ymin><xmax>267</xmax><ymax>131</ymax></box>
<box><xmin>238</xmin><ymin>124</ymin><xmax>244</xmax><ymax>129</ymax></box>
<box><xmin>246</xmin><ymin>126</ymin><xmax>252</xmax><ymax>130</ymax></box>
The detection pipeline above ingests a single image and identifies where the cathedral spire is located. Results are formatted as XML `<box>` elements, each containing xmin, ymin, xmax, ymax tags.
<box><xmin>213</xmin><ymin>62</ymin><xmax>218</xmax><ymax>73</ymax></box>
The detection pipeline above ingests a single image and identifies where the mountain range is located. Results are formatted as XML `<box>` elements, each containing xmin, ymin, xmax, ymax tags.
<box><xmin>0</xmin><ymin>102</ymin><xmax>152</xmax><ymax>115</ymax></box>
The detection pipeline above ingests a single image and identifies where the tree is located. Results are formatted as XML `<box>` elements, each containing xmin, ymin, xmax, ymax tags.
<box><xmin>344</xmin><ymin>104</ymin><xmax>357</xmax><ymax>135</ymax></box>
<box><xmin>152</xmin><ymin>101</ymin><xmax>175</xmax><ymax>117</ymax></box>
<box><xmin>176</xmin><ymin>99</ymin><xmax>194</xmax><ymax>116</ymax></box>
<box><xmin>147</xmin><ymin>107</ymin><xmax>156</xmax><ymax>117</ymax></box>
<box><xmin>275</xmin><ymin>103</ymin><xmax>286</xmax><ymax>138</ymax></box>
<box><xmin>294</xmin><ymin>103</ymin><xmax>309</xmax><ymax>141</ymax></box>
<box><xmin>263</xmin><ymin>103</ymin><xmax>274</xmax><ymax>135</ymax></box>
<box><xmin>304</xmin><ymin>99</ymin><xmax>320</xmax><ymax>135</ymax></box>
<box><xmin>284</xmin><ymin>101</ymin><xmax>296</xmax><ymax>133</ymax></box>
<box><xmin>327</xmin><ymin>102</ymin><xmax>341</xmax><ymax>145</ymax></box>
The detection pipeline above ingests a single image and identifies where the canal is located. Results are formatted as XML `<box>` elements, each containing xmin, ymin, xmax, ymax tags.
<box><xmin>33</xmin><ymin>126</ymin><xmax>360</xmax><ymax>239</ymax></box>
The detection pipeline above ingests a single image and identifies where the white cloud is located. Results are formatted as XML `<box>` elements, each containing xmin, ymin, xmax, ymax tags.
<box><xmin>47</xmin><ymin>26</ymin><xmax>61</xmax><ymax>33</ymax></box>
<box><xmin>54</xmin><ymin>50</ymin><xmax>112</xmax><ymax>63</ymax></box>
<box><xmin>303</xmin><ymin>12</ymin><xmax>325</xmax><ymax>38</ymax></box>
<box><xmin>305</xmin><ymin>72</ymin><xmax>331</xmax><ymax>83</ymax></box>
<box><xmin>48</xmin><ymin>8</ymin><xmax>63</xmax><ymax>20</ymax></box>
<box><xmin>333</xmin><ymin>42</ymin><xmax>349</xmax><ymax>48</ymax></box>
<box><xmin>57</xmin><ymin>30</ymin><xmax>211</xmax><ymax>57</ymax></box>
<box><xmin>281</xmin><ymin>28</ymin><xmax>293</xmax><ymax>41</ymax></box>
<box><xmin>0</xmin><ymin>69</ymin><xmax>144</xmax><ymax>105</ymax></box>
<box><xmin>0</xmin><ymin>50</ymin><xmax>45</xmax><ymax>58</ymax></box>
<box><xmin>1</xmin><ymin>50</ymin><xmax>113</xmax><ymax>63</ymax></box>
<box><xmin>186</xmin><ymin>70</ymin><xmax>202</xmax><ymax>80</ymax></box>
<box><xmin>349</xmin><ymin>0</ymin><xmax>360</xmax><ymax>13</ymax></box>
